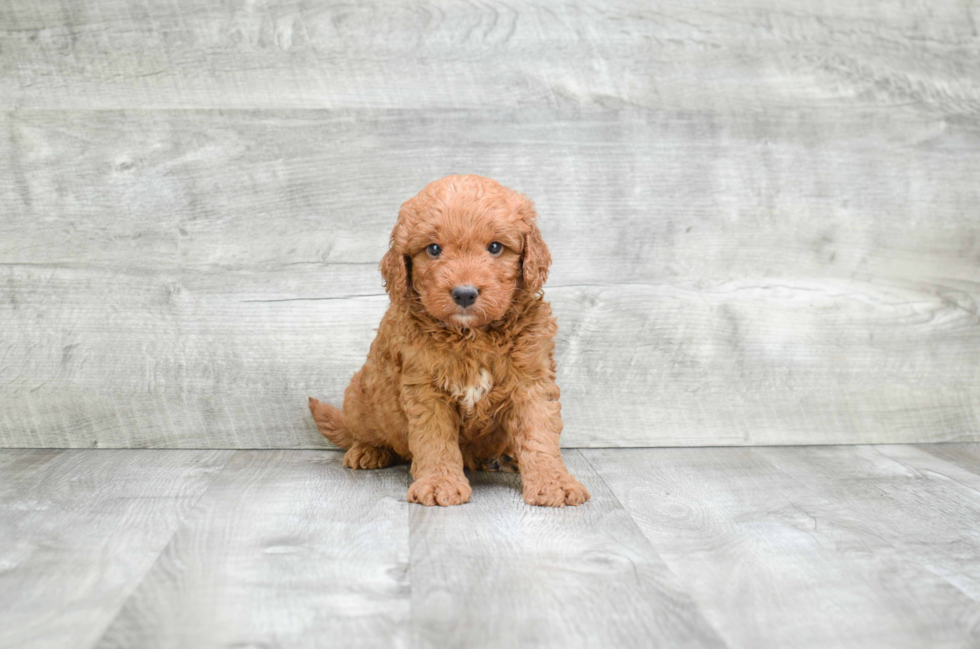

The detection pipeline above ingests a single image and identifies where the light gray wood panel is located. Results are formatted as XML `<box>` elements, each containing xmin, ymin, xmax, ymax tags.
<box><xmin>0</xmin><ymin>267</ymin><xmax>387</xmax><ymax>449</ymax></box>
<box><xmin>95</xmin><ymin>450</ymin><xmax>411</xmax><ymax>649</ymax></box>
<box><xmin>583</xmin><ymin>446</ymin><xmax>980</xmax><ymax>649</ymax></box>
<box><xmin>0</xmin><ymin>449</ymin><xmax>232</xmax><ymax>649</ymax></box>
<box><xmin>755</xmin><ymin>445</ymin><xmax>980</xmax><ymax>602</ymax></box>
<box><xmin>914</xmin><ymin>443</ymin><xmax>980</xmax><ymax>478</ymax></box>
<box><xmin>408</xmin><ymin>451</ymin><xmax>726</xmax><ymax>648</ymax></box>
<box><xmin>2</xmin><ymin>108</ymin><xmax>979</xmax><ymax>448</ymax></box>
<box><xmin>879</xmin><ymin>444</ymin><xmax>980</xmax><ymax>491</ymax></box>
<box><xmin>848</xmin><ymin>444</ymin><xmax>980</xmax><ymax>604</ymax></box>
<box><xmin>842</xmin><ymin>444</ymin><xmax>980</xmax><ymax>601</ymax></box>
<box><xmin>4</xmin><ymin>109</ymin><xmax>980</xmax><ymax>285</ymax></box>
<box><xmin>1</xmin><ymin>0</ymin><xmax>978</xmax><ymax>111</ymax></box>
<box><xmin>4</xmin><ymin>269</ymin><xmax>977</xmax><ymax>449</ymax></box>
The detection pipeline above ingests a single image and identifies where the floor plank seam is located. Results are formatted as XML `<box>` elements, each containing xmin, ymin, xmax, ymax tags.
<box><xmin>6</xmin><ymin>447</ymin><xmax>980</xmax><ymax>646</ymax></box>
<box><xmin>574</xmin><ymin>449</ymin><xmax>734</xmax><ymax>649</ymax></box>
<box><xmin>82</xmin><ymin>449</ymin><xmax>240</xmax><ymax>649</ymax></box>
<box><xmin>757</xmin><ymin>445</ymin><xmax>980</xmax><ymax>607</ymax></box>
<box><xmin>864</xmin><ymin>446</ymin><xmax>980</xmax><ymax>605</ymax></box>
<box><xmin>914</xmin><ymin>444</ymin><xmax>980</xmax><ymax>479</ymax></box>
<box><xmin>874</xmin><ymin>446</ymin><xmax>980</xmax><ymax>498</ymax></box>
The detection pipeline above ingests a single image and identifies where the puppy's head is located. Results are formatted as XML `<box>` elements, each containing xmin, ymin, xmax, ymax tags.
<box><xmin>380</xmin><ymin>175</ymin><xmax>550</xmax><ymax>329</ymax></box>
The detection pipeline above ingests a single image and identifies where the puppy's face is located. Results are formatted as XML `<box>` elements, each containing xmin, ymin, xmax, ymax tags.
<box><xmin>408</xmin><ymin>212</ymin><xmax>523</xmax><ymax>328</ymax></box>
<box><xmin>381</xmin><ymin>175</ymin><xmax>551</xmax><ymax>329</ymax></box>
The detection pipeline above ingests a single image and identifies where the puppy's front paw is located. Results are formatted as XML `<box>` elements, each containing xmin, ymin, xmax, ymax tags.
<box><xmin>522</xmin><ymin>473</ymin><xmax>591</xmax><ymax>507</ymax></box>
<box><xmin>407</xmin><ymin>474</ymin><xmax>472</xmax><ymax>506</ymax></box>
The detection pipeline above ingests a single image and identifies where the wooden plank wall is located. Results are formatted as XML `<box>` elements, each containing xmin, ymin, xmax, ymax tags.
<box><xmin>1</xmin><ymin>0</ymin><xmax>978</xmax><ymax>448</ymax></box>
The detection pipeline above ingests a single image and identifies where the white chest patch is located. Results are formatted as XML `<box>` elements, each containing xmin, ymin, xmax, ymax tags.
<box><xmin>452</xmin><ymin>368</ymin><xmax>493</xmax><ymax>411</ymax></box>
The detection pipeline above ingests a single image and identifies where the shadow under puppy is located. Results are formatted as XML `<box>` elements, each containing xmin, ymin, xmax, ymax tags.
<box><xmin>309</xmin><ymin>175</ymin><xmax>590</xmax><ymax>507</ymax></box>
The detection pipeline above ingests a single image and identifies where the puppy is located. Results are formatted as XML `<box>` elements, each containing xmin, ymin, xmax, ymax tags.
<box><xmin>309</xmin><ymin>175</ymin><xmax>590</xmax><ymax>507</ymax></box>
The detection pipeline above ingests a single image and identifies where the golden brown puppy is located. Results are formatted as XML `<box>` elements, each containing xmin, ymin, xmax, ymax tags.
<box><xmin>309</xmin><ymin>175</ymin><xmax>589</xmax><ymax>507</ymax></box>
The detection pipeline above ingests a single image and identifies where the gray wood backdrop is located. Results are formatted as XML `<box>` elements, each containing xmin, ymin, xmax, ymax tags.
<box><xmin>1</xmin><ymin>0</ymin><xmax>979</xmax><ymax>449</ymax></box>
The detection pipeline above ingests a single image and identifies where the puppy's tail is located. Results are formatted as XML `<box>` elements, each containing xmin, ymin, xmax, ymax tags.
<box><xmin>308</xmin><ymin>397</ymin><xmax>353</xmax><ymax>449</ymax></box>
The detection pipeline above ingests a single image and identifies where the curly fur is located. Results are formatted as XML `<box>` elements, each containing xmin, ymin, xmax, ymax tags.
<box><xmin>309</xmin><ymin>175</ymin><xmax>590</xmax><ymax>507</ymax></box>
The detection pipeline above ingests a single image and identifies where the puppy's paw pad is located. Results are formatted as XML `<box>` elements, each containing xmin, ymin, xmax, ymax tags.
<box><xmin>523</xmin><ymin>475</ymin><xmax>591</xmax><ymax>508</ymax></box>
<box><xmin>407</xmin><ymin>475</ymin><xmax>472</xmax><ymax>506</ymax></box>
<box><xmin>343</xmin><ymin>444</ymin><xmax>394</xmax><ymax>470</ymax></box>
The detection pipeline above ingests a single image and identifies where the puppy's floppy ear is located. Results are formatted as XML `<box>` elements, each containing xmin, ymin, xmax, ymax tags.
<box><xmin>379</xmin><ymin>245</ymin><xmax>409</xmax><ymax>301</ymax></box>
<box><xmin>380</xmin><ymin>201</ymin><xmax>416</xmax><ymax>301</ymax></box>
<box><xmin>517</xmin><ymin>197</ymin><xmax>551</xmax><ymax>296</ymax></box>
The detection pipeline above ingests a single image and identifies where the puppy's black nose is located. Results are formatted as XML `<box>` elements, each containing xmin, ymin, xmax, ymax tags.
<box><xmin>451</xmin><ymin>285</ymin><xmax>479</xmax><ymax>308</ymax></box>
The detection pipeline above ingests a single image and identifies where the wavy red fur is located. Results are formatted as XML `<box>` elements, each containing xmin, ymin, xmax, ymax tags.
<box><xmin>309</xmin><ymin>175</ymin><xmax>590</xmax><ymax>507</ymax></box>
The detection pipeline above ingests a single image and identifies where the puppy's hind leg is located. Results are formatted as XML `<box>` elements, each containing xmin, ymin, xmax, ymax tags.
<box><xmin>310</xmin><ymin>397</ymin><xmax>397</xmax><ymax>469</ymax></box>
<box><xmin>344</xmin><ymin>442</ymin><xmax>396</xmax><ymax>470</ymax></box>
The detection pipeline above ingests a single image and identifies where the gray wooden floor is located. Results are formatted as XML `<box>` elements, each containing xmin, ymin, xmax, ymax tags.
<box><xmin>2</xmin><ymin>445</ymin><xmax>979</xmax><ymax>649</ymax></box>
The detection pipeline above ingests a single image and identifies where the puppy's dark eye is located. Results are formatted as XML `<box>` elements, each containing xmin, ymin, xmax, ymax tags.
<box><xmin>426</xmin><ymin>243</ymin><xmax>442</xmax><ymax>258</ymax></box>
<box><xmin>487</xmin><ymin>241</ymin><xmax>503</xmax><ymax>255</ymax></box>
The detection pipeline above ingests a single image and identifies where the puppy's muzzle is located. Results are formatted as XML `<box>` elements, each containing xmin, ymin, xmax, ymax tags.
<box><xmin>451</xmin><ymin>285</ymin><xmax>479</xmax><ymax>308</ymax></box>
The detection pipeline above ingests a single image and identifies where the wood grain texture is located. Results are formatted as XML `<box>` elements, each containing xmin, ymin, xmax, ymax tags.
<box><xmin>756</xmin><ymin>444</ymin><xmax>980</xmax><ymax>602</ymax></box>
<box><xmin>94</xmin><ymin>450</ymin><xmax>412</xmax><ymax>649</ymax></box>
<box><xmin>2</xmin><ymin>0</ymin><xmax>980</xmax><ymax>449</ymax></box>
<box><xmin>5</xmin><ymin>445</ymin><xmax>980</xmax><ymax>648</ymax></box>
<box><xmin>1</xmin><ymin>0</ymin><xmax>978</xmax><ymax>111</ymax></box>
<box><xmin>407</xmin><ymin>450</ymin><xmax>726</xmax><ymax>648</ymax></box>
<box><xmin>0</xmin><ymin>449</ymin><xmax>232</xmax><ymax>649</ymax></box>
<box><xmin>583</xmin><ymin>446</ymin><xmax>980</xmax><ymax>649</ymax></box>
<box><xmin>2</xmin><ymin>107</ymin><xmax>979</xmax><ymax>448</ymax></box>
<box><xmin>914</xmin><ymin>443</ymin><xmax>980</xmax><ymax>478</ymax></box>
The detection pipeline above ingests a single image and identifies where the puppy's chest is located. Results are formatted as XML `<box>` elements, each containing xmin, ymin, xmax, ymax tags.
<box><xmin>440</xmin><ymin>367</ymin><xmax>504</xmax><ymax>421</ymax></box>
